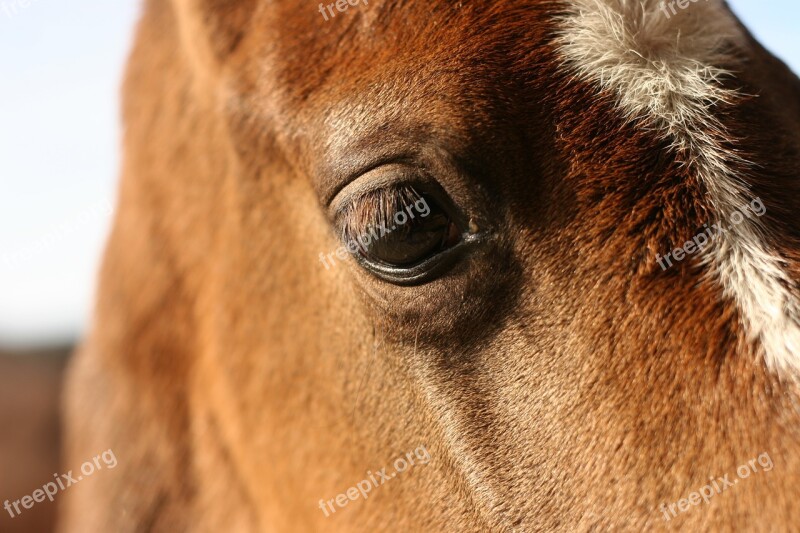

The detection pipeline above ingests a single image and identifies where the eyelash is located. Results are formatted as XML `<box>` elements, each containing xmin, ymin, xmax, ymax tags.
<box><xmin>337</xmin><ymin>185</ymin><xmax>427</xmax><ymax>245</ymax></box>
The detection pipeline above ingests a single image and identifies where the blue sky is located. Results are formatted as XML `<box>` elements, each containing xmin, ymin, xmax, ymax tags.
<box><xmin>0</xmin><ymin>0</ymin><xmax>798</xmax><ymax>347</ymax></box>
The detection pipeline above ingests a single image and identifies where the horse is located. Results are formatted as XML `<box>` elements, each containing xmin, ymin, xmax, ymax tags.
<box><xmin>60</xmin><ymin>0</ymin><xmax>800</xmax><ymax>531</ymax></box>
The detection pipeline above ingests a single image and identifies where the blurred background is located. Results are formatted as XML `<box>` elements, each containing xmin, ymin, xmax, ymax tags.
<box><xmin>0</xmin><ymin>2</ymin><xmax>138</xmax><ymax>532</ymax></box>
<box><xmin>0</xmin><ymin>1</ymin><xmax>797</xmax><ymax>532</ymax></box>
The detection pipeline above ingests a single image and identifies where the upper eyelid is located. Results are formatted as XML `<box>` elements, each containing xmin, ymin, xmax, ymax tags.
<box><xmin>336</xmin><ymin>186</ymin><xmax>428</xmax><ymax>231</ymax></box>
<box><xmin>321</xmin><ymin>149</ymin><xmax>421</xmax><ymax>207</ymax></box>
<box><xmin>327</xmin><ymin>163</ymin><xmax>433</xmax><ymax>216</ymax></box>
<box><xmin>327</xmin><ymin>163</ymin><xmax>476</xmax><ymax>243</ymax></box>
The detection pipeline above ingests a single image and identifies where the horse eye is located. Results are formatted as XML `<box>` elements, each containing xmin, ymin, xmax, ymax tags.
<box><xmin>363</xmin><ymin>205</ymin><xmax>457</xmax><ymax>265</ymax></box>
<box><xmin>337</xmin><ymin>186</ymin><xmax>465</xmax><ymax>284</ymax></box>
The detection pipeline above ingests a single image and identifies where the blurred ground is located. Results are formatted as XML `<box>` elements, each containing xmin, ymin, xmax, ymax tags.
<box><xmin>0</xmin><ymin>346</ymin><xmax>71</xmax><ymax>533</ymax></box>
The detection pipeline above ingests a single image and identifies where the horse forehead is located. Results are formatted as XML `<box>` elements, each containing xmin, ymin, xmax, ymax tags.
<box><xmin>229</xmin><ymin>1</ymin><xmax>570</xmax><ymax>174</ymax></box>
<box><xmin>248</xmin><ymin>1</ymin><xmax>558</xmax><ymax>99</ymax></box>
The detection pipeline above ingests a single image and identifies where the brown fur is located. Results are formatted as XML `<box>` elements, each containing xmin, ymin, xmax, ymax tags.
<box><xmin>60</xmin><ymin>1</ymin><xmax>800</xmax><ymax>531</ymax></box>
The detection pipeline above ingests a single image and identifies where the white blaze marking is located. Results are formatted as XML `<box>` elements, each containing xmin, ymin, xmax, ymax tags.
<box><xmin>556</xmin><ymin>0</ymin><xmax>800</xmax><ymax>377</ymax></box>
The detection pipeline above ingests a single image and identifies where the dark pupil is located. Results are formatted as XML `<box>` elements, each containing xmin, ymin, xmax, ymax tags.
<box><xmin>361</xmin><ymin>196</ymin><xmax>452</xmax><ymax>266</ymax></box>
